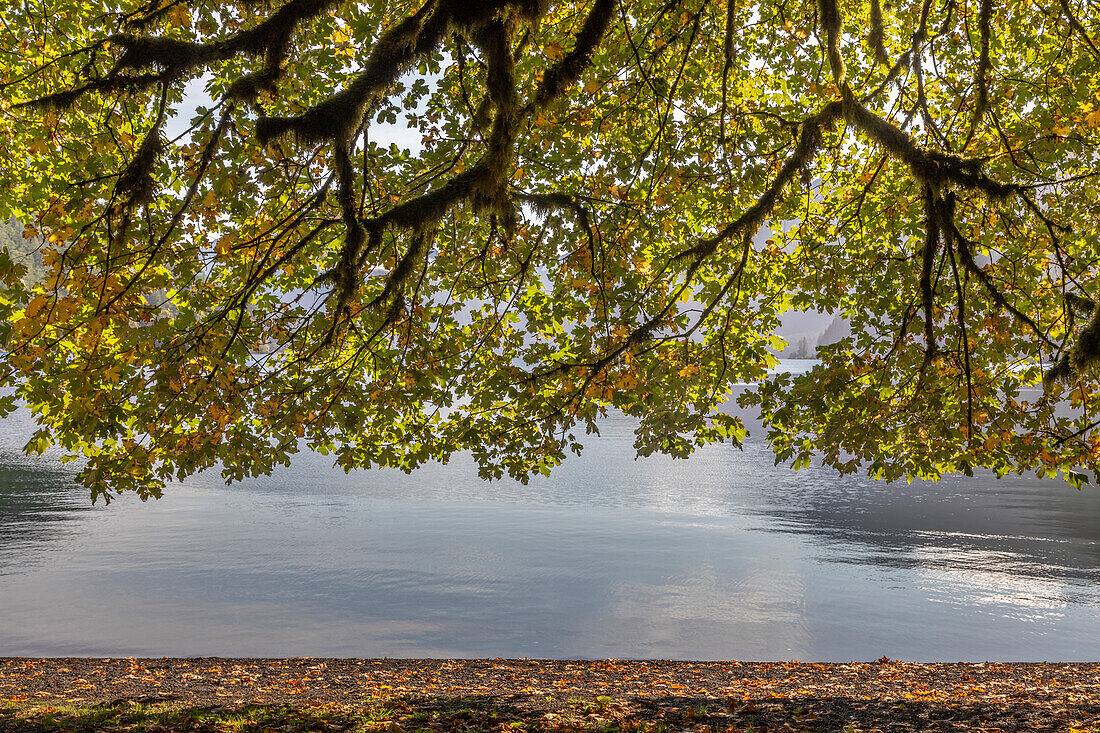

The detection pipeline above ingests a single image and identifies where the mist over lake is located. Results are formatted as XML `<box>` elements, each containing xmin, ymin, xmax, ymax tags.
<box><xmin>2</xmin><ymin>365</ymin><xmax>1099</xmax><ymax>661</ymax></box>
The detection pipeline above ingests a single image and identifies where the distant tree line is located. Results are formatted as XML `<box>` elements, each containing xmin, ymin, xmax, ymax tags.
<box><xmin>781</xmin><ymin>315</ymin><xmax>852</xmax><ymax>358</ymax></box>
<box><xmin>0</xmin><ymin>220</ymin><xmax>44</xmax><ymax>286</ymax></box>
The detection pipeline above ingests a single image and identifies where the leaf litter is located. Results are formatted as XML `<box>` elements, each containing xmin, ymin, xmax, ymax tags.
<box><xmin>1</xmin><ymin>658</ymin><xmax>1098</xmax><ymax>731</ymax></box>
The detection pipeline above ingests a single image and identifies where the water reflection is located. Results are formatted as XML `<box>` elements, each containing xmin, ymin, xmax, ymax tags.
<box><xmin>745</xmin><ymin>462</ymin><xmax>1100</xmax><ymax>582</ymax></box>
<box><xmin>0</xmin><ymin>415</ymin><xmax>88</xmax><ymax>573</ymax></box>
<box><xmin>0</xmin><ymin>403</ymin><xmax>1098</xmax><ymax>660</ymax></box>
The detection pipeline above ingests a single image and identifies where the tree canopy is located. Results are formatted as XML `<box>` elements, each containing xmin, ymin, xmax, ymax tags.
<box><xmin>2</xmin><ymin>0</ymin><xmax>1100</xmax><ymax>501</ymax></box>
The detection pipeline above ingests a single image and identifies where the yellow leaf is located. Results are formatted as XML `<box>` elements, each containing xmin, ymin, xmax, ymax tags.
<box><xmin>614</xmin><ymin>373</ymin><xmax>637</xmax><ymax>390</ymax></box>
<box><xmin>24</xmin><ymin>293</ymin><xmax>49</xmax><ymax>319</ymax></box>
<box><xmin>168</xmin><ymin>4</ymin><xmax>191</xmax><ymax>26</ymax></box>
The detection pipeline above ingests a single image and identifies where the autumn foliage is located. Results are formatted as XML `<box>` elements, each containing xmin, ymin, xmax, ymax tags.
<box><xmin>3</xmin><ymin>0</ymin><xmax>1100</xmax><ymax>498</ymax></box>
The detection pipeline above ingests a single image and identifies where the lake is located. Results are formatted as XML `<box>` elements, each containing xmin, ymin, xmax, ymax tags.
<box><xmin>1</xmin><ymin>367</ymin><xmax>1099</xmax><ymax>661</ymax></box>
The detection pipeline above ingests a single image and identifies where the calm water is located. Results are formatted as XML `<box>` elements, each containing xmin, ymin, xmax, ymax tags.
<box><xmin>1</xmin><ymin>371</ymin><xmax>1099</xmax><ymax>660</ymax></box>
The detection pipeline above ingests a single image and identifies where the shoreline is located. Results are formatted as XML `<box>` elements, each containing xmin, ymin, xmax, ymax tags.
<box><xmin>3</xmin><ymin>658</ymin><xmax>1098</xmax><ymax>731</ymax></box>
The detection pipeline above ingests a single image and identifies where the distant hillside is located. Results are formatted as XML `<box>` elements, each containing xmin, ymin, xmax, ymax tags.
<box><xmin>0</xmin><ymin>219</ymin><xmax>45</xmax><ymax>285</ymax></box>
<box><xmin>817</xmin><ymin>314</ymin><xmax>851</xmax><ymax>347</ymax></box>
<box><xmin>775</xmin><ymin>311</ymin><xmax>851</xmax><ymax>358</ymax></box>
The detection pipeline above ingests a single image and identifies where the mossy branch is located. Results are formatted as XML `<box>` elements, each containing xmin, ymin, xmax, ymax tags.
<box><xmin>19</xmin><ymin>73</ymin><xmax>163</xmax><ymax>111</ymax></box>
<box><xmin>681</xmin><ymin>101</ymin><xmax>843</xmax><ymax>262</ymax></box>
<box><xmin>1059</xmin><ymin>0</ymin><xmax>1100</xmax><ymax>58</ymax></box>
<box><xmin>920</xmin><ymin>185</ymin><xmax>940</xmax><ymax>370</ymax></box>
<box><xmin>314</xmin><ymin>0</ymin><xmax>615</xmax><ymax>324</ymax></box>
<box><xmin>256</xmin><ymin>0</ymin><xmax>446</xmax><ymax>146</ymax></box>
<box><xmin>531</xmin><ymin>0</ymin><xmax>614</xmax><ymax>109</ymax></box>
<box><xmin>842</xmin><ymin>98</ymin><xmax>1019</xmax><ymax>199</ymax></box>
<box><xmin>114</xmin><ymin>0</ymin><xmax>337</xmax><ymax>72</ymax></box>
<box><xmin>519</xmin><ymin>192</ymin><xmax>596</xmax><ymax>252</ymax></box>
<box><xmin>24</xmin><ymin>0</ymin><xmax>338</xmax><ymax>111</ymax></box>
<box><xmin>963</xmin><ymin>0</ymin><xmax>993</xmax><ymax>149</ymax></box>
<box><xmin>868</xmin><ymin>0</ymin><xmax>888</xmax><ymax>65</ymax></box>
<box><xmin>819</xmin><ymin>0</ymin><xmax>846</xmax><ymax>86</ymax></box>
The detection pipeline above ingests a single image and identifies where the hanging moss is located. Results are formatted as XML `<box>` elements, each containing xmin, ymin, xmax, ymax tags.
<box><xmin>22</xmin><ymin>88</ymin><xmax>85</xmax><ymax>112</ymax></box>
<box><xmin>257</xmin><ymin>0</ymin><xmax>451</xmax><ymax>146</ymax></box>
<box><xmin>1045</xmin><ymin>292</ymin><xmax>1100</xmax><ymax>385</ymax></box>
<box><xmin>111</xmin><ymin>35</ymin><xmax>219</xmax><ymax>74</ymax></box>
<box><xmin>533</xmin><ymin>0</ymin><xmax>613</xmax><ymax>109</ymax></box>
<box><xmin>19</xmin><ymin>73</ymin><xmax>164</xmax><ymax>111</ymax></box>
<box><xmin>682</xmin><ymin>101</ymin><xmax>843</xmax><ymax>262</ymax></box>
<box><xmin>819</xmin><ymin>0</ymin><xmax>846</xmax><ymax>85</ymax></box>
<box><xmin>1065</xmin><ymin>291</ymin><xmax>1096</xmax><ymax>316</ymax></box>
<box><xmin>114</xmin><ymin>125</ymin><xmax>164</xmax><ymax>206</ymax></box>
<box><xmin>868</xmin><ymin>0</ymin><xmax>888</xmax><ymax>64</ymax></box>
<box><xmin>365</xmin><ymin>230</ymin><xmax>429</xmax><ymax>315</ymax></box>
<box><xmin>919</xmin><ymin>186</ymin><xmax>940</xmax><ymax>366</ymax></box>
<box><xmin>843</xmin><ymin>98</ymin><xmax>1018</xmax><ymax>199</ymax></box>
<box><xmin>521</xmin><ymin>192</ymin><xmax>594</xmax><ymax>249</ymax></box>
<box><xmin>1070</xmin><ymin>303</ymin><xmax>1100</xmax><ymax>373</ymax></box>
<box><xmin>226</xmin><ymin>66</ymin><xmax>284</xmax><ymax>101</ymax></box>
<box><xmin>256</xmin><ymin>83</ymin><xmax>368</xmax><ymax>146</ymax></box>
